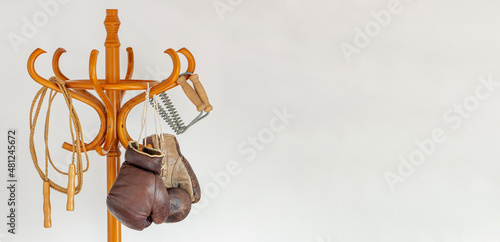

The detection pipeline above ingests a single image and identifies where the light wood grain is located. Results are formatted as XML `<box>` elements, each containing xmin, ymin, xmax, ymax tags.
<box><xmin>43</xmin><ymin>181</ymin><xmax>52</xmax><ymax>228</ymax></box>
<box><xmin>177</xmin><ymin>75</ymin><xmax>206</xmax><ymax>111</ymax></box>
<box><xmin>66</xmin><ymin>164</ymin><xmax>75</xmax><ymax>211</ymax></box>
<box><xmin>189</xmin><ymin>74</ymin><xmax>213</xmax><ymax>112</ymax></box>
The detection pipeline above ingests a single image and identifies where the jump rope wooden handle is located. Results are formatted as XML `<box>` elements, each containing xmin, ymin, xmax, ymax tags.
<box><xmin>66</xmin><ymin>164</ymin><xmax>75</xmax><ymax>211</ymax></box>
<box><xmin>176</xmin><ymin>75</ymin><xmax>206</xmax><ymax>112</ymax></box>
<box><xmin>43</xmin><ymin>181</ymin><xmax>52</xmax><ymax>228</ymax></box>
<box><xmin>189</xmin><ymin>74</ymin><xmax>213</xmax><ymax>112</ymax></box>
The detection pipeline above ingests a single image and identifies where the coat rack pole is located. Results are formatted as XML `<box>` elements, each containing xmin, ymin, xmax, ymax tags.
<box><xmin>104</xmin><ymin>9</ymin><xmax>122</xmax><ymax>242</ymax></box>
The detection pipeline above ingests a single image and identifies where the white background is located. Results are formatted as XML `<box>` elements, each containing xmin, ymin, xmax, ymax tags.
<box><xmin>1</xmin><ymin>0</ymin><xmax>500</xmax><ymax>241</ymax></box>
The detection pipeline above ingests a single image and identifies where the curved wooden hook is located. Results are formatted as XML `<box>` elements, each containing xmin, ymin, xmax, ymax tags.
<box><xmin>177</xmin><ymin>47</ymin><xmax>196</xmax><ymax>74</ymax></box>
<box><xmin>116</xmin><ymin>48</ymin><xmax>181</xmax><ymax>148</ymax></box>
<box><xmin>89</xmin><ymin>50</ymin><xmax>114</xmax><ymax>156</ymax></box>
<box><xmin>125</xmin><ymin>47</ymin><xmax>134</xmax><ymax>80</ymax></box>
<box><xmin>29</xmin><ymin>48</ymin><xmax>107</xmax><ymax>151</ymax></box>
<box><xmin>52</xmin><ymin>48</ymin><xmax>106</xmax><ymax>113</ymax></box>
<box><xmin>120</xmin><ymin>47</ymin><xmax>135</xmax><ymax>102</ymax></box>
<box><xmin>30</xmin><ymin>48</ymin><xmax>65</xmax><ymax>91</ymax></box>
<box><xmin>52</xmin><ymin>48</ymin><xmax>107</xmax><ymax>150</ymax></box>
<box><xmin>52</xmin><ymin>48</ymin><xmax>69</xmax><ymax>80</ymax></box>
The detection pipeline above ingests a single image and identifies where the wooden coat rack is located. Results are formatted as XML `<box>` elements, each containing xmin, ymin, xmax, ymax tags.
<box><xmin>27</xmin><ymin>9</ymin><xmax>199</xmax><ymax>242</ymax></box>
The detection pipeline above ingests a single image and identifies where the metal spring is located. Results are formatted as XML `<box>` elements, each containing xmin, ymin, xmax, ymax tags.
<box><xmin>149</xmin><ymin>91</ymin><xmax>209</xmax><ymax>135</ymax></box>
<box><xmin>149</xmin><ymin>93</ymin><xmax>183</xmax><ymax>134</ymax></box>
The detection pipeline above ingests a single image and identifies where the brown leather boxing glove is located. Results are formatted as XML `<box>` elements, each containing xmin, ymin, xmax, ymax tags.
<box><xmin>165</xmin><ymin>187</ymin><xmax>191</xmax><ymax>223</ymax></box>
<box><xmin>146</xmin><ymin>134</ymin><xmax>201</xmax><ymax>203</ymax></box>
<box><xmin>106</xmin><ymin>141</ymin><xmax>170</xmax><ymax>231</ymax></box>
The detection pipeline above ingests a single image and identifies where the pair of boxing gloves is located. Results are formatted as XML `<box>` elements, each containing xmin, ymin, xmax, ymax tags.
<box><xmin>106</xmin><ymin>134</ymin><xmax>201</xmax><ymax>231</ymax></box>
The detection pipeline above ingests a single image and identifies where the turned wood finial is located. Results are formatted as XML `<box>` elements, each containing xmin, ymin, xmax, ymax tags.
<box><xmin>104</xmin><ymin>9</ymin><xmax>121</xmax><ymax>47</ymax></box>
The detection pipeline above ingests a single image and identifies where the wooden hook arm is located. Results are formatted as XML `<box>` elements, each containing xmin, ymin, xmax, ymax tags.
<box><xmin>30</xmin><ymin>48</ymin><xmax>65</xmax><ymax>91</ymax></box>
<box><xmin>51</xmin><ymin>48</ymin><xmax>108</xmax><ymax>151</ymax></box>
<box><xmin>52</xmin><ymin>48</ymin><xmax>69</xmax><ymax>80</ymax></box>
<box><xmin>89</xmin><ymin>50</ymin><xmax>114</xmax><ymax>156</ymax></box>
<box><xmin>178</xmin><ymin>48</ymin><xmax>196</xmax><ymax>74</ymax></box>
<box><xmin>29</xmin><ymin>48</ymin><xmax>107</xmax><ymax>151</ymax></box>
<box><xmin>125</xmin><ymin>47</ymin><xmax>134</xmax><ymax>80</ymax></box>
<box><xmin>117</xmin><ymin>48</ymin><xmax>181</xmax><ymax>148</ymax></box>
<box><xmin>52</xmin><ymin>48</ymin><xmax>105</xmax><ymax>109</ymax></box>
<box><xmin>119</xmin><ymin>47</ymin><xmax>135</xmax><ymax>103</ymax></box>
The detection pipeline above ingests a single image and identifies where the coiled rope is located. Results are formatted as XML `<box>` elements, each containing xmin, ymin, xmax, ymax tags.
<box><xmin>29</xmin><ymin>76</ymin><xmax>89</xmax><ymax>194</ymax></box>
